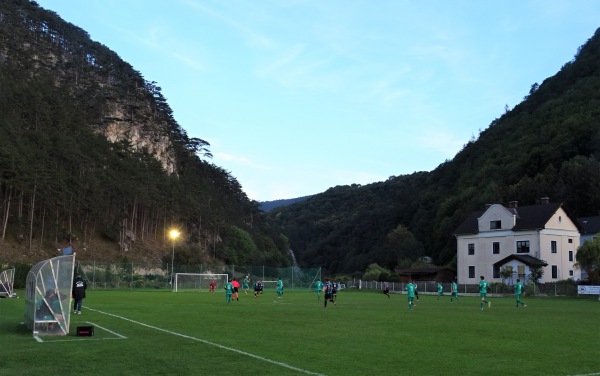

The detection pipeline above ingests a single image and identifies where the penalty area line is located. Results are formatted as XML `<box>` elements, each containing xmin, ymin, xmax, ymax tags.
<box><xmin>87</xmin><ymin>307</ymin><xmax>324</xmax><ymax>376</ymax></box>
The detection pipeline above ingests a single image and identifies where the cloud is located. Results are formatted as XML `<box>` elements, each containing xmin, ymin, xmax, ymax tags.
<box><xmin>213</xmin><ymin>151</ymin><xmax>271</xmax><ymax>170</ymax></box>
<box><xmin>181</xmin><ymin>0</ymin><xmax>274</xmax><ymax>48</ymax></box>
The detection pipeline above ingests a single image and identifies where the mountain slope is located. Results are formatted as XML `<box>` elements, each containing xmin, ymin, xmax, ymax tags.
<box><xmin>268</xmin><ymin>28</ymin><xmax>600</xmax><ymax>275</ymax></box>
<box><xmin>0</xmin><ymin>0</ymin><xmax>290</xmax><ymax>267</ymax></box>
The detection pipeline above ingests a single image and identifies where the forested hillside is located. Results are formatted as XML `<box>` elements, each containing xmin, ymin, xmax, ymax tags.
<box><xmin>0</xmin><ymin>0</ymin><xmax>290</xmax><ymax>267</ymax></box>
<box><xmin>269</xmin><ymin>28</ymin><xmax>600</xmax><ymax>275</ymax></box>
<box><xmin>259</xmin><ymin>195</ymin><xmax>313</xmax><ymax>212</ymax></box>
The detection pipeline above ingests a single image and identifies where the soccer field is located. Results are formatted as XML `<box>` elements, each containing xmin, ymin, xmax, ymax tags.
<box><xmin>0</xmin><ymin>289</ymin><xmax>598</xmax><ymax>376</ymax></box>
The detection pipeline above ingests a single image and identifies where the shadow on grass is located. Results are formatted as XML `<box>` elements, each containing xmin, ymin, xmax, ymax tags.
<box><xmin>0</xmin><ymin>321</ymin><xmax>32</xmax><ymax>336</ymax></box>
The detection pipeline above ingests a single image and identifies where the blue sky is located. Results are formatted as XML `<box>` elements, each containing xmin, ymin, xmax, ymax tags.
<box><xmin>36</xmin><ymin>0</ymin><xmax>600</xmax><ymax>201</ymax></box>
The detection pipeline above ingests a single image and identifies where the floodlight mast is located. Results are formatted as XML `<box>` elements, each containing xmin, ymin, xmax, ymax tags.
<box><xmin>169</xmin><ymin>229</ymin><xmax>181</xmax><ymax>285</ymax></box>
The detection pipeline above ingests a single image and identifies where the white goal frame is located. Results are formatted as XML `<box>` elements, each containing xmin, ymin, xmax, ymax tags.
<box><xmin>173</xmin><ymin>273</ymin><xmax>229</xmax><ymax>292</ymax></box>
<box><xmin>0</xmin><ymin>268</ymin><xmax>15</xmax><ymax>297</ymax></box>
<box><xmin>261</xmin><ymin>280</ymin><xmax>278</xmax><ymax>289</ymax></box>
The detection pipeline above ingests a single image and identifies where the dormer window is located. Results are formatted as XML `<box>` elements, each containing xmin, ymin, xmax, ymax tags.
<box><xmin>490</xmin><ymin>220</ymin><xmax>501</xmax><ymax>230</ymax></box>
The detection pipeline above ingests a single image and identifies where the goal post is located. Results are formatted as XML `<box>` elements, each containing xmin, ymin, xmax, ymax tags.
<box><xmin>173</xmin><ymin>273</ymin><xmax>229</xmax><ymax>292</ymax></box>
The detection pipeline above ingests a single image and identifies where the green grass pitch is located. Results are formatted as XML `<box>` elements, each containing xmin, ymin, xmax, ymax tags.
<box><xmin>0</xmin><ymin>289</ymin><xmax>598</xmax><ymax>375</ymax></box>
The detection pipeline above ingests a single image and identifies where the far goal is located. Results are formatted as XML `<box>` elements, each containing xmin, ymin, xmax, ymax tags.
<box><xmin>173</xmin><ymin>273</ymin><xmax>229</xmax><ymax>292</ymax></box>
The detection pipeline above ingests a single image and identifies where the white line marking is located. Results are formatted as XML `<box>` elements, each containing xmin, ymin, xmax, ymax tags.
<box><xmin>567</xmin><ymin>373</ymin><xmax>600</xmax><ymax>376</ymax></box>
<box><xmin>86</xmin><ymin>321</ymin><xmax>127</xmax><ymax>339</ymax></box>
<box><xmin>39</xmin><ymin>337</ymin><xmax>125</xmax><ymax>343</ymax></box>
<box><xmin>87</xmin><ymin>307</ymin><xmax>324</xmax><ymax>376</ymax></box>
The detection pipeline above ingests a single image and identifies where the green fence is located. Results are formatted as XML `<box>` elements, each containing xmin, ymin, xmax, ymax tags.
<box><xmin>75</xmin><ymin>261</ymin><xmax>322</xmax><ymax>291</ymax></box>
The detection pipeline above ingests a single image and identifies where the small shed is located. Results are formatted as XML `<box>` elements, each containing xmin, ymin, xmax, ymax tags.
<box><xmin>24</xmin><ymin>255</ymin><xmax>75</xmax><ymax>336</ymax></box>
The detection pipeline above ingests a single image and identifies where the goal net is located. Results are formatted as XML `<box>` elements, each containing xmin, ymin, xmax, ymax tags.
<box><xmin>173</xmin><ymin>273</ymin><xmax>229</xmax><ymax>292</ymax></box>
<box><xmin>261</xmin><ymin>280</ymin><xmax>279</xmax><ymax>290</ymax></box>
<box><xmin>0</xmin><ymin>268</ymin><xmax>15</xmax><ymax>297</ymax></box>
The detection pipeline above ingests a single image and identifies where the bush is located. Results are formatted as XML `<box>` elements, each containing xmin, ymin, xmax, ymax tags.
<box><xmin>14</xmin><ymin>262</ymin><xmax>32</xmax><ymax>289</ymax></box>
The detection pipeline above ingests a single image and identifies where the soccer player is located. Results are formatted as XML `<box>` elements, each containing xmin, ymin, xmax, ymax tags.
<box><xmin>209</xmin><ymin>280</ymin><xmax>216</xmax><ymax>293</ymax></box>
<box><xmin>514</xmin><ymin>278</ymin><xmax>526</xmax><ymax>307</ymax></box>
<box><xmin>224</xmin><ymin>280</ymin><xmax>234</xmax><ymax>304</ymax></box>
<box><xmin>323</xmin><ymin>278</ymin><xmax>334</xmax><ymax>308</ymax></box>
<box><xmin>315</xmin><ymin>279</ymin><xmax>323</xmax><ymax>300</ymax></box>
<box><xmin>254</xmin><ymin>281</ymin><xmax>263</xmax><ymax>298</ymax></box>
<box><xmin>479</xmin><ymin>275</ymin><xmax>491</xmax><ymax>310</ymax></box>
<box><xmin>231</xmin><ymin>278</ymin><xmax>240</xmax><ymax>301</ymax></box>
<box><xmin>450</xmin><ymin>279</ymin><xmax>461</xmax><ymax>303</ymax></box>
<box><xmin>383</xmin><ymin>282</ymin><xmax>390</xmax><ymax>299</ymax></box>
<box><xmin>276</xmin><ymin>277</ymin><xmax>283</xmax><ymax>298</ymax></box>
<box><xmin>437</xmin><ymin>282</ymin><xmax>443</xmax><ymax>300</ymax></box>
<box><xmin>332</xmin><ymin>282</ymin><xmax>338</xmax><ymax>303</ymax></box>
<box><xmin>243</xmin><ymin>275</ymin><xmax>250</xmax><ymax>296</ymax></box>
<box><xmin>405</xmin><ymin>280</ymin><xmax>417</xmax><ymax>310</ymax></box>
<box><xmin>414</xmin><ymin>282</ymin><xmax>419</xmax><ymax>306</ymax></box>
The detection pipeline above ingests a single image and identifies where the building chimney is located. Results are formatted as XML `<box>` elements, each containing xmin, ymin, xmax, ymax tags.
<box><xmin>508</xmin><ymin>201</ymin><xmax>518</xmax><ymax>208</ymax></box>
<box><xmin>540</xmin><ymin>197</ymin><xmax>549</xmax><ymax>205</ymax></box>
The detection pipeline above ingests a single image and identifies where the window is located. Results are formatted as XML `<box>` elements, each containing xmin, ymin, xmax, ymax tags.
<box><xmin>568</xmin><ymin>239</ymin><xmax>573</xmax><ymax>244</ymax></box>
<box><xmin>552</xmin><ymin>265</ymin><xmax>558</xmax><ymax>279</ymax></box>
<box><xmin>551</xmin><ymin>241</ymin><xmax>557</xmax><ymax>253</ymax></box>
<box><xmin>468</xmin><ymin>243</ymin><xmax>475</xmax><ymax>255</ymax></box>
<box><xmin>493</xmin><ymin>265</ymin><xmax>500</xmax><ymax>278</ymax></box>
<box><xmin>569</xmin><ymin>270</ymin><xmax>573</xmax><ymax>277</ymax></box>
<box><xmin>518</xmin><ymin>265</ymin><xmax>525</xmax><ymax>279</ymax></box>
<box><xmin>468</xmin><ymin>266</ymin><xmax>475</xmax><ymax>278</ymax></box>
<box><xmin>568</xmin><ymin>251</ymin><xmax>573</xmax><ymax>262</ymax></box>
<box><xmin>492</xmin><ymin>242</ymin><xmax>500</xmax><ymax>254</ymax></box>
<box><xmin>490</xmin><ymin>220</ymin><xmax>501</xmax><ymax>230</ymax></box>
<box><xmin>516</xmin><ymin>240</ymin><xmax>530</xmax><ymax>253</ymax></box>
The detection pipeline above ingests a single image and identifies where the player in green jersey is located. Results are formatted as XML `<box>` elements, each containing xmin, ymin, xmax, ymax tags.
<box><xmin>479</xmin><ymin>276</ymin><xmax>491</xmax><ymax>310</ymax></box>
<box><xmin>276</xmin><ymin>277</ymin><xmax>283</xmax><ymax>298</ymax></box>
<box><xmin>514</xmin><ymin>278</ymin><xmax>526</xmax><ymax>307</ymax></box>
<box><xmin>224</xmin><ymin>280</ymin><xmax>234</xmax><ymax>304</ymax></box>
<box><xmin>315</xmin><ymin>280</ymin><xmax>323</xmax><ymax>300</ymax></box>
<box><xmin>450</xmin><ymin>280</ymin><xmax>461</xmax><ymax>303</ymax></box>
<box><xmin>437</xmin><ymin>282</ymin><xmax>443</xmax><ymax>300</ymax></box>
<box><xmin>405</xmin><ymin>280</ymin><xmax>417</xmax><ymax>310</ymax></box>
<box><xmin>243</xmin><ymin>275</ymin><xmax>250</xmax><ymax>296</ymax></box>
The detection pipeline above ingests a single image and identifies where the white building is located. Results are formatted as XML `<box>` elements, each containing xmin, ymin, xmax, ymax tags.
<box><xmin>454</xmin><ymin>199</ymin><xmax>581</xmax><ymax>284</ymax></box>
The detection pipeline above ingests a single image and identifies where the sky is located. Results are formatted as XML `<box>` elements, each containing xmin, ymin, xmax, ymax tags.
<box><xmin>35</xmin><ymin>0</ymin><xmax>600</xmax><ymax>202</ymax></box>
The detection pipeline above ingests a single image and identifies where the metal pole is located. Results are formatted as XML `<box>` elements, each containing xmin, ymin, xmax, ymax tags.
<box><xmin>170</xmin><ymin>242</ymin><xmax>175</xmax><ymax>286</ymax></box>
